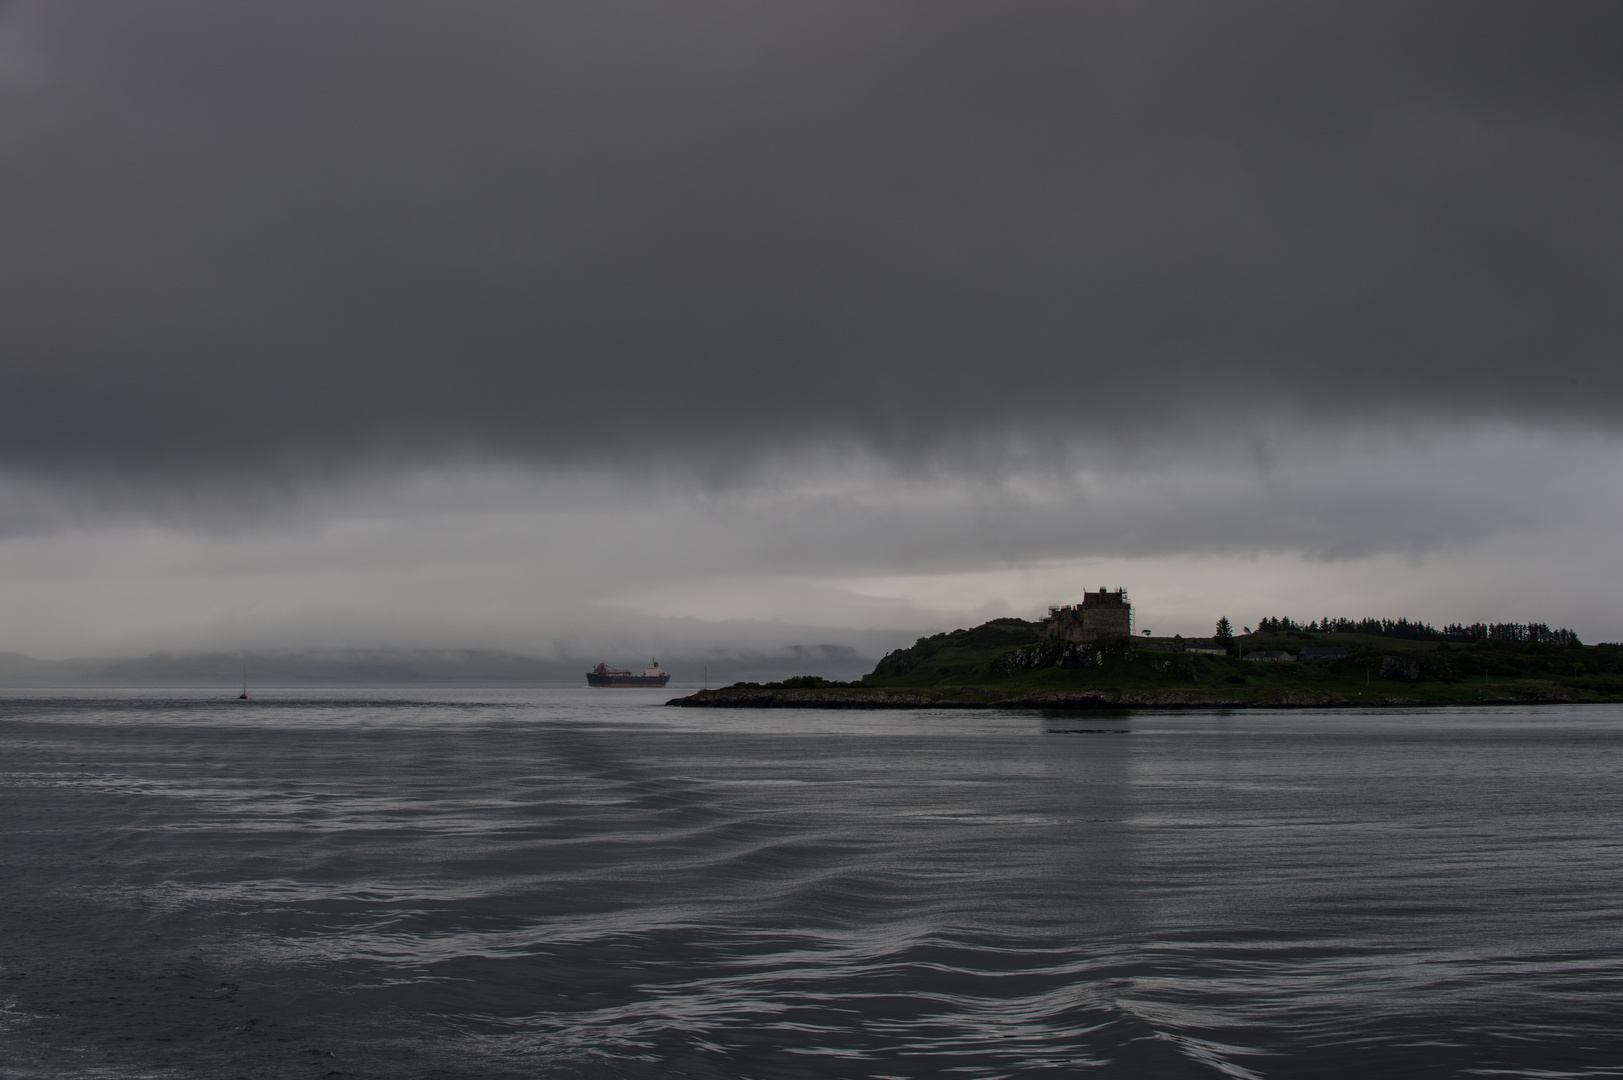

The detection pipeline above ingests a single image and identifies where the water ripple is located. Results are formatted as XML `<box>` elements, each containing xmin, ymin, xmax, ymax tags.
<box><xmin>1</xmin><ymin>692</ymin><xmax>1620</xmax><ymax>1077</ymax></box>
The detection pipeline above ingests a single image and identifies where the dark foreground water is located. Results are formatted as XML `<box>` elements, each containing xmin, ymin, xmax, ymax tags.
<box><xmin>1</xmin><ymin>692</ymin><xmax>1620</xmax><ymax>1079</ymax></box>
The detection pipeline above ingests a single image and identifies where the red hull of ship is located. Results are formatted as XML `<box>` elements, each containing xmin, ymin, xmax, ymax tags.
<box><xmin>586</xmin><ymin>673</ymin><xmax>671</xmax><ymax>687</ymax></box>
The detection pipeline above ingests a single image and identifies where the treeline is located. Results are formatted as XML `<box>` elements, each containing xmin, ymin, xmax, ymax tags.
<box><xmin>1253</xmin><ymin>615</ymin><xmax>1582</xmax><ymax>647</ymax></box>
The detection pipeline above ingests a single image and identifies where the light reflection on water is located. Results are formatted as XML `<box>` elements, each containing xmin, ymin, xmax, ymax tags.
<box><xmin>1</xmin><ymin>690</ymin><xmax>1621</xmax><ymax>1078</ymax></box>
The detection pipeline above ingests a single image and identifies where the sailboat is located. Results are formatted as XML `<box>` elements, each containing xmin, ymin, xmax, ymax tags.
<box><xmin>239</xmin><ymin>663</ymin><xmax>248</xmax><ymax>700</ymax></box>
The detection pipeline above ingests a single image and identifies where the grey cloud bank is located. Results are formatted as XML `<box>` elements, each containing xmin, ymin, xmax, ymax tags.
<box><xmin>2</xmin><ymin>1</ymin><xmax>1620</xmax><ymax>479</ymax></box>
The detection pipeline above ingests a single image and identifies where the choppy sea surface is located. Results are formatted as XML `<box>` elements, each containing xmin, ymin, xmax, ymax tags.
<box><xmin>1</xmin><ymin>690</ymin><xmax>1620</xmax><ymax>1079</ymax></box>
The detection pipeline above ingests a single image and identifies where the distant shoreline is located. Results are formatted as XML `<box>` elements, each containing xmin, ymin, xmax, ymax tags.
<box><xmin>668</xmin><ymin>686</ymin><xmax>1613</xmax><ymax>710</ymax></box>
<box><xmin>669</xmin><ymin>618</ymin><xmax>1623</xmax><ymax>711</ymax></box>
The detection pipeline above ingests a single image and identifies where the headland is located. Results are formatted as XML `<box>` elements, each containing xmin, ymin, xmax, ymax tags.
<box><xmin>670</xmin><ymin>607</ymin><xmax>1623</xmax><ymax>710</ymax></box>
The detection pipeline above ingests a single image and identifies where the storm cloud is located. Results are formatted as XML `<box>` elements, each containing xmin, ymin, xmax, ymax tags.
<box><xmin>2</xmin><ymin>2</ymin><xmax>1621</xmax><ymax>659</ymax></box>
<box><xmin>2</xmin><ymin>0</ymin><xmax>1619</xmax><ymax>480</ymax></box>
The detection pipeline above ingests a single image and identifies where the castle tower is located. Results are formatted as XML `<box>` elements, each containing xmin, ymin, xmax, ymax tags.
<box><xmin>1046</xmin><ymin>587</ymin><xmax>1132</xmax><ymax>642</ymax></box>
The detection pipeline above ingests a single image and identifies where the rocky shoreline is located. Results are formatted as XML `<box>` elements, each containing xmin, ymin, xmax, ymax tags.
<box><xmin>666</xmin><ymin>687</ymin><xmax>1591</xmax><ymax>710</ymax></box>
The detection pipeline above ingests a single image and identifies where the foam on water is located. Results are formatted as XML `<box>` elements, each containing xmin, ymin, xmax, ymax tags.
<box><xmin>1</xmin><ymin>690</ymin><xmax>1620</xmax><ymax>1078</ymax></box>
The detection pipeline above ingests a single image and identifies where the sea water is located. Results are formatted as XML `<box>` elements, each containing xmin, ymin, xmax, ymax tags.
<box><xmin>1</xmin><ymin>690</ymin><xmax>1619</xmax><ymax>1079</ymax></box>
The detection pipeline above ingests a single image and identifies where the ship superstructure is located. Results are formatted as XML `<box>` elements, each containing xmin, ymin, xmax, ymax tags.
<box><xmin>586</xmin><ymin>659</ymin><xmax>671</xmax><ymax>687</ymax></box>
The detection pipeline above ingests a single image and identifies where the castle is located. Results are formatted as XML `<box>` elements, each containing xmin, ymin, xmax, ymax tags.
<box><xmin>1046</xmin><ymin>587</ymin><xmax>1133</xmax><ymax>642</ymax></box>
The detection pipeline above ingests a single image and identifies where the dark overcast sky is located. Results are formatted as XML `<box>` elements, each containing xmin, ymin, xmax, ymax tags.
<box><xmin>2</xmin><ymin>1</ymin><xmax>1621</xmax><ymax>659</ymax></box>
<box><xmin>2</xmin><ymin>0</ymin><xmax>1619</xmax><ymax>479</ymax></box>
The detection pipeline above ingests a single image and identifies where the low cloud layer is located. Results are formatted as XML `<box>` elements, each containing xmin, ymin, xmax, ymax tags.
<box><xmin>2</xmin><ymin>432</ymin><xmax>1619</xmax><ymax>660</ymax></box>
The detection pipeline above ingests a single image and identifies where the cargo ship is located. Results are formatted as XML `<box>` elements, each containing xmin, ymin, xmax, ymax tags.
<box><xmin>586</xmin><ymin>659</ymin><xmax>670</xmax><ymax>688</ymax></box>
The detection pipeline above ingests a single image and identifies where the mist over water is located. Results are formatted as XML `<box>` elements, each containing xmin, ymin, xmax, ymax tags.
<box><xmin>2</xmin><ymin>691</ymin><xmax>1620</xmax><ymax>1078</ymax></box>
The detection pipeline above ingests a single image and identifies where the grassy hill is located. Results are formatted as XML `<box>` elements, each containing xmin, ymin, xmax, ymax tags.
<box><xmin>865</xmin><ymin>618</ymin><xmax>1047</xmax><ymax>684</ymax></box>
<box><xmin>674</xmin><ymin>622</ymin><xmax>1623</xmax><ymax>708</ymax></box>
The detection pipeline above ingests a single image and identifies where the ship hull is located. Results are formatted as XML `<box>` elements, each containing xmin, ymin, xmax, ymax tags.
<box><xmin>586</xmin><ymin>673</ymin><xmax>671</xmax><ymax>688</ymax></box>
